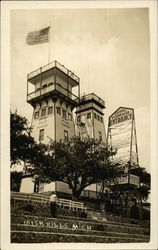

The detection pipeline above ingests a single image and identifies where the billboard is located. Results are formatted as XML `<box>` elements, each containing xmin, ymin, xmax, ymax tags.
<box><xmin>107</xmin><ymin>107</ymin><xmax>138</xmax><ymax>166</ymax></box>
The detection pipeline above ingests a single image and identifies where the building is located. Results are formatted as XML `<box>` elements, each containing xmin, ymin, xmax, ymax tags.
<box><xmin>20</xmin><ymin>61</ymin><xmax>106</xmax><ymax>198</ymax></box>
<box><xmin>20</xmin><ymin>63</ymin><xmax>140</xmax><ymax>202</ymax></box>
<box><xmin>20</xmin><ymin>61</ymin><xmax>80</xmax><ymax>193</ymax></box>
<box><xmin>27</xmin><ymin>60</ymin><xmax>80</xmax><ymax>144</ymax></box>
<box><xmin>75</xmin><ymin>93</ymin><xmax>107</xmax><ymax>198</ymax></box>
<box><xmin>75</xmin><ymin>93</ymin><xmax>106</xmax><ymax>143</ymax></box>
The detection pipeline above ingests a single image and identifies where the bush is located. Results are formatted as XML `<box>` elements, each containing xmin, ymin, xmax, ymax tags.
<box><xmin>95</xmin><ymin>224</ymin><xmax>105</xmax><ymax>231</ymax></box>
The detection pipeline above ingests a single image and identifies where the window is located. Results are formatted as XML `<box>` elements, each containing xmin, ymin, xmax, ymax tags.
<box><xmin>68</xmin><ymin>113</ymin><xmax>72</xmax><ymax>121</ymax></box>
<box><xmin>39</xmin><ymin>129</ymin><xmax>44</xmax><ymax>141</ymax></box>
<box><xmin>100</xmin><ymin>117</ymin><xmax>103</xmax><ymax>123</ymax></box>
<box><xmin>56</xmin><ymin>107</ymin><xmax>61</xmax><ymax>115</ymax></box>
<box><xmin>98</xmin><ymin>131</ymin><xmax>102</xmax><ymax>142</ymax></box>
<box><xmin>34</xmin><ymin>111</ymin><xmax>39</xmax><ymax>119</ymax></box>
<box><xmin>93</xmin><ymin>113</ymin><xmax>96</xmax><ymax>119</ymax></box>
<box><xmin>41</xmin><ymin>109</ymin><xmax>46</xmax><ymax>117</ymax></box>
<box><xmin>64</xmin><ymin>130</ymin><xmax>68</xmax><ymax>142</ymax></box>
<box><xmin>77</xmin><ymin>116</ymin><xmax>81</xmax><ymax>122</ymax></box>
<box><xmin>62</xmin><ymin>109</ymin><xmax>67</xmax><ymax>119</ymax></box>
<box><xmin>48</xmin><ymin>106</ymin><xmax>53</xmax><ymax>114</ymax></box>
<box><xmin>129</xmin><ymin>113</ymin><xmax>132</xmax><ymax>119</ymax></box>
<box><xmin>97</xmin><ymin>115</ymin><xmax>99</xmax><ymax>121</ymax></box>
<box><xmin>124</xmin><ymin>115</ymin><xmax>128</xmax><ymax>120</ymax></box>
<box><xmin>87</xmin><ymin>113</ymin><xmax>91</xmax><ymax>119</ymax></box>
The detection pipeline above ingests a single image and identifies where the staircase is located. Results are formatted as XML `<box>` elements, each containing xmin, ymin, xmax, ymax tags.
<box><xmin>11</xmin><ymin>209</ymin><xmax>150</xmax><ymax>243</ymax></box>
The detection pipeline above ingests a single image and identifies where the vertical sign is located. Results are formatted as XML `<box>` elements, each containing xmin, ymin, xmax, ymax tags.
<box><xmin>107</xmin><ymin>107</ymin><xmax>138</xmax><ymax>166</ymax></box>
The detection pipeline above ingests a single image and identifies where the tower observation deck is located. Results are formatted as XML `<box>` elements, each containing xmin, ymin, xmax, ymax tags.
<box><xmin>21</xmin><ymin>60</ymin><xmax>80</xmax><ymax>194</ymax></box>
<box><xmin>27</xmin><ymin>60</ymin><xmax>80</xmax><ymax>107</ymax></box>
<box><xmin>26</xmin><ymin>60</ymin><xmax>80</xmax><ymax>144</ymax></box>
<box><xmin>78</xmin><ymin>93</ymin><xmax>105</xmax><ymax>110</ymax></box>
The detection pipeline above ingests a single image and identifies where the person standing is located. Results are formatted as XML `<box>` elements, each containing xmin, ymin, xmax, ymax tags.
<box><xmin>50</xmin><ymin>192</ymin><xmax>57</xmax><ymax>218</ymax></box>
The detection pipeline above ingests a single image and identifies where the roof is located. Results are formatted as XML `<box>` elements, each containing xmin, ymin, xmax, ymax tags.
<box><xmin>109</xmin><ymin>107</ymin><xmax>134</xmax><ymax>119</ymax></box>
<box><xmin>28</xmin><ymin>60</ymin><xmax>80</xmax><ymax>85</ymax></box>
<box><xmin>79</xmin><ymin>93</ymin><xmax>105</xmax><ymax>109</ymax></box>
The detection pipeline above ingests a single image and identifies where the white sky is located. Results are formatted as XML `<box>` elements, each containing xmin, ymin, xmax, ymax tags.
<box><xmin>11</xmin><ymin>8</ymin><xmax>150</xmax><ymax>171</ymax></box>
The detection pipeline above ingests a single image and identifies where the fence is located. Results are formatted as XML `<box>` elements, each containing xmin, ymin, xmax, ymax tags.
<box><xmin>11</xmin><ymin>192</ymin><xmax>87</xmax><ymax>212</ymax></box>
<box><xmin>27</xmin><ymin>82</ymin><xmax>79</xmax><ymax>103</ymax></box>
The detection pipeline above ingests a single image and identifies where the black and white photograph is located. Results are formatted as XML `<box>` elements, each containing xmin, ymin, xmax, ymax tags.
<box><xmin>1</xmin><ymin>1</ymin><xmax>158</xmax><ymax>250</ymax></box>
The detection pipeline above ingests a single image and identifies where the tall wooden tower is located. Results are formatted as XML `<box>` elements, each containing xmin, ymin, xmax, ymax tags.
<box><xmin>75</xmin><ymin>93</ymin><xmax>107</xmax><ymax>198</ymax></box>
<box><xmin>106</xmin><ymin>107</ymin><xmax>140</xmax><ymax>213</ymax></box>
<box><xmin>75</xmin><ymin>93</ymin><xmax>106</xmax><ymax>143</ymax></box>
<box><xmin>20</xmin><ymin>61</ymin><xmax>80</xmax><ymax>193</ymax></box>
<box><xmin>27</xmin><ymin>61</ymin><xmax>80</xmax><ymax>144</ymax></box>
<box><xmin>107</xmin><ymin>107</ymin><xmax>139</xmax><ymax>169</ymax></box>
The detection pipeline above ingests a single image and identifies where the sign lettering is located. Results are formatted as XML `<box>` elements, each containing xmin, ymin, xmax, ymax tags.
<box><xmin>23</xmin><ymin>218</ymin><xmax>92</xmax><ymax>231</ymax></box>
<box><xmin>109</xmin><ymin>108</ymin><xmax>133</xmax><ymax>126</ymax></box>
<box><xmin>61</xmin><ymin>119</ymin><xmax>70</xmax><ymax>128</ymax></box>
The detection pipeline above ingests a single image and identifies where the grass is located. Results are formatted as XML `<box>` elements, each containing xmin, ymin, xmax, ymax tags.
<box><xmin>11</xmin><ymin>200</ymin><xmax>150</xmax><ymax>243</ymax></box>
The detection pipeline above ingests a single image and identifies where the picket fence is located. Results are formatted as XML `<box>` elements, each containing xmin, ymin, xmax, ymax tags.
<box><xmin>11</xmin><ymin>192</ymin><xmax>87</xmax><ymax>212</ymax></box>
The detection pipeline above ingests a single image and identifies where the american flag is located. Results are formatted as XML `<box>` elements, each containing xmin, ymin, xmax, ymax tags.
<box><xmin>26</xmin><ymin>26</ymin><xmax>50</xmax><ymax>45</ymax></box>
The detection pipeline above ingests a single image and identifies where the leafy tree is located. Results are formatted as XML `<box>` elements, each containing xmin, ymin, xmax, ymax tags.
<box><xmin>30</xmin><ymin>136</ymin><xmax>120</xmax><ymax>198</ymax></box>
<box><xmin>130</xmin><ymin>166</ymin><xmax>150</xmax><ymax>219</ymax></box>
<box><xmin>129</xmin><ymin>166</ymin><xmax>150</xmax><ymax>189</ymax></box>
<box><xmin>10</xmin><ymin>110</ymin><xmax>36</xmax><ymax>166</ymax></box>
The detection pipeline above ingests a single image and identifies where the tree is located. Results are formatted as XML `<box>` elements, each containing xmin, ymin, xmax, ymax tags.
<box><xmin>10</xmin><ymin>110</ymin><xmax>36</xmax><ymax>166</ymax></box>
<box><xmin>129</xmin><ymin>166</ymin><xmax>150</xmax><ymax>190</ymax></box>
<box><xmin>129</xmin><ymin>166</ymin><xmax>150</xmax><ymax>220</ymax></box>
<box><xmin>30</xmin><ymin>136</ymin><xmax>120</xmax><ymax>198</ymax></box>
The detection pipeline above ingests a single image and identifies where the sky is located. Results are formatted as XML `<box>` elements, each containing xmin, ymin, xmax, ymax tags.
<box><xmin>10</xmin><ymin>8</ymin><xmax>150</xmax><ymax>171</ymax></box>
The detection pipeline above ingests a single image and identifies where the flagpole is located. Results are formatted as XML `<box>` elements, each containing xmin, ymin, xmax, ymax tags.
<box><xmin>48</xmin><ymin>23</ymin><xmax>52</xmax><ymax>63</ymax></box>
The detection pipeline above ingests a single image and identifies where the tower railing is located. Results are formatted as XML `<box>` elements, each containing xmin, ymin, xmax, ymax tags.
<box><xmin>27</xmin><ymin>82</ymin><xmax>79</xmax><ymax>103</ymax></box>
<box><xmin>80</xmin><ymin>93</ymin><xmax>105</xmax><ymax>107</ymax></box>
<box><xmin>28</xmin><ymin>61</ymin><xmax>79</xmax><ymax>83</ymax></box>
